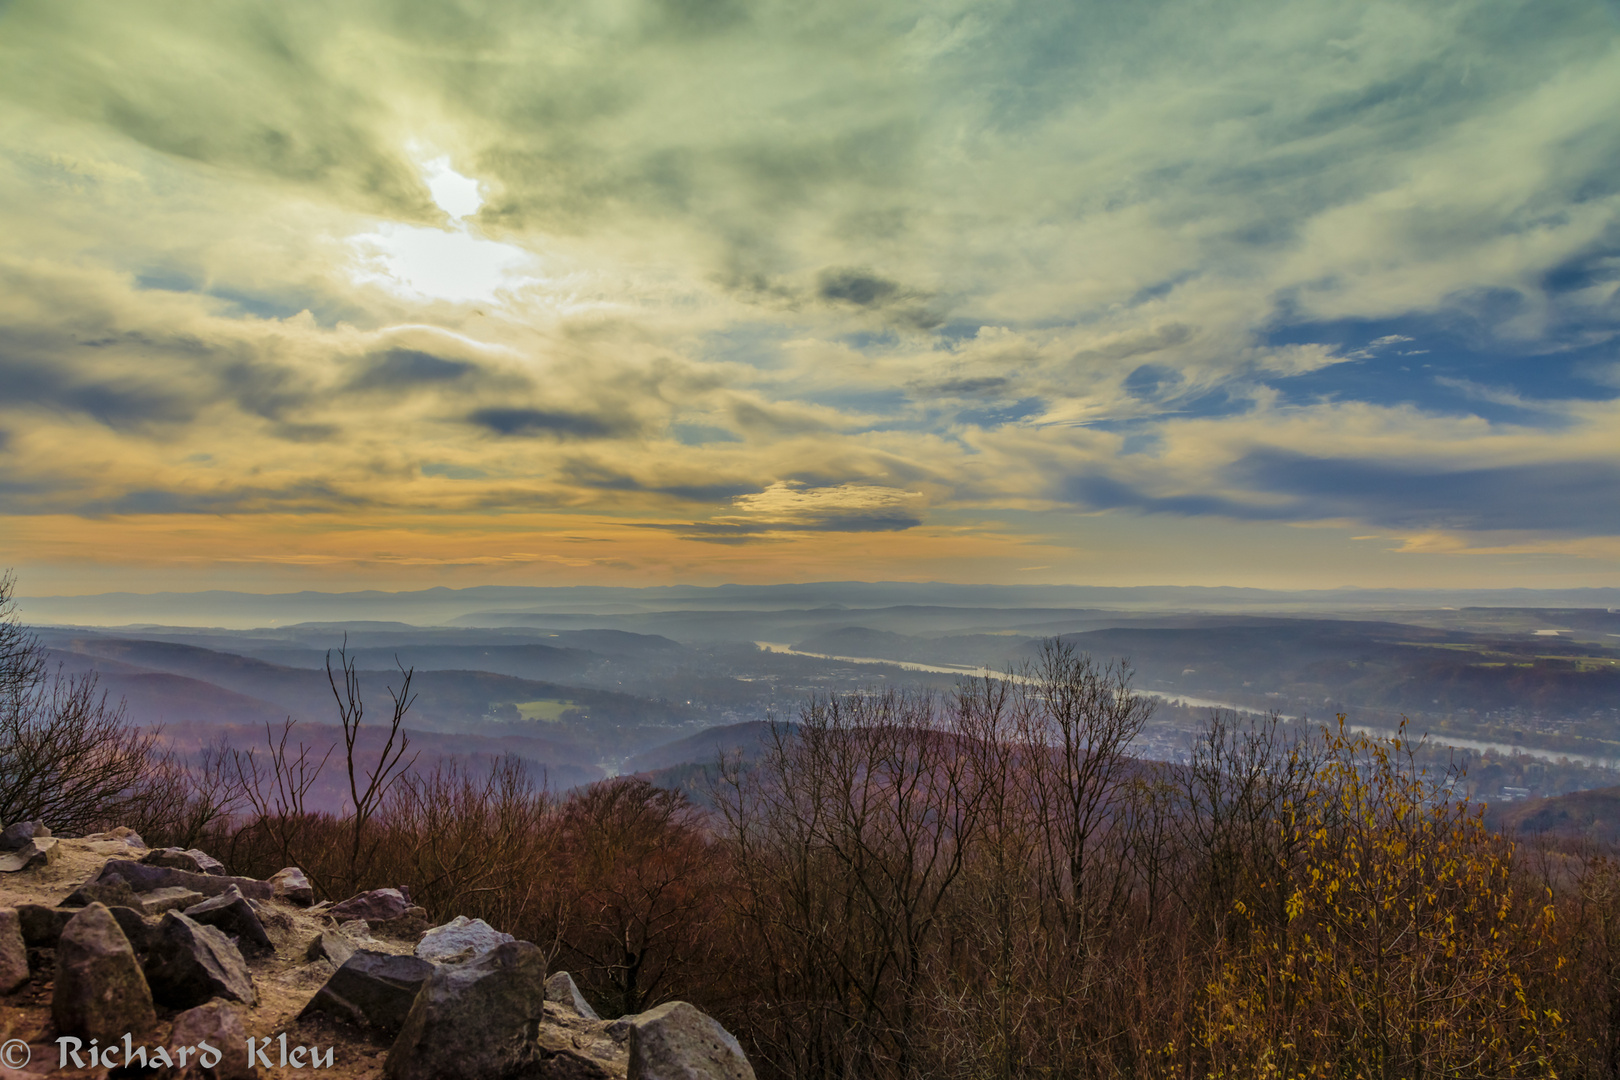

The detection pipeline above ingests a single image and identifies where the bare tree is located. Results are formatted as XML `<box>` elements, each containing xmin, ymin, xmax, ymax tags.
<box><xmin>327</xmin><ymin>641</ymin><xmax>419</xmax><ymax>896</ymax></box>
<box><xmin>1015</xmin><ymin>640</ymin><xmax>1154</xmax><ymax>948</ymax></box>
<box><xmin>0</xmin><ymin>572</ymin><xmax>163</xmax><ymax>833</ymax></box>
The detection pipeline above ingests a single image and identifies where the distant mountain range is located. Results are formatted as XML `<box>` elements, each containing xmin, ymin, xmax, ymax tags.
<box><xmin>17</xmin><ymin>581</ymin><xmax>1620</xmax><ymax>630</ymax></box>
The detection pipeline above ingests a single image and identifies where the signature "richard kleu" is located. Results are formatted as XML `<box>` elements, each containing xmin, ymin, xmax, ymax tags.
<box><xmin>57</xmin><ymin>1033</ymin><xmax>335</xmax><ymax>1070</ymax></box>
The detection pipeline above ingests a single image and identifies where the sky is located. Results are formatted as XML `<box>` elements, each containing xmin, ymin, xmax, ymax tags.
<box><xmin>2</xmin><ymin>0</ymin><xmax>1619</xmax><ymax>596</ymax></box>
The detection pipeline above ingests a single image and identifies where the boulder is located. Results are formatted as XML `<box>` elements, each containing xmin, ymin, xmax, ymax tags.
<box><xmin>183</xmin><ymin>887</ymin><xmax>274</xmax><ymax>957</ymax></box>
<box><xmin>384</xmin><ymin>941</ymin><xmax>560</xmax><ymax>1080</ymax></box>
<box><xmin>62</xmin><ymin>877</ymin><xmax>145</xmax><ymax>910</ymax></box>
<box><xmin>546</xmin><ymin>971</ymin><xmax>602</xmax><ymax>1021</ymax></box>
<box><xmin>303</xmin><ymin>928</ymin><xmax>358</xmax><ymax>967</ymax></box>
<box><xmin>142</xmin><ymin>847</ymin><xmax>226</xmax><ymax>876</ymax></box>
<box><xmin>16</xmin><ymin>903</ymin><xmax>73</xmax><ymax>948</ymax></box>
<box><xmin>143</xmin><ymin>911</ymin><xmax>255</xmax><ymax>1009</ymax></box>
<box><xmin>92</xmin><ymin>858</ymin><xmax>272</xmax><ymax>900</ymax></box>
<box><xmin>416</xmin><ymin>915</ymin><xmax>515</xmax><ymax>964</ymax></box>
<box><xmin>107</xmin><ymin>906</ymin><xmax>157</xmax><ymax>955</ymax></box>
<box><xmin>299</xmin><ymin>950</ymin><xmax>436</xmax><ymax>1035</ymax></box>
<box><xmin>138</xmin><ymin>886</ymin><xmax>208</xmax><ymax>915</ymax></box>
<box><xmin>0</xmin><ymin>835</ymin><xmax>58</xmax><ymax>872</ymax></box>
<box><xmin>372</xmin><ymin>907</ymin><xmax>431</xmax><ymax>940</ymax></box>
<box><xmin>330</xmin><ymin>888</ymin><xmax>411</xmax><ymax>922</ymax></box>
<box><xmin>16</xmin><ymin>903</ymin><xmax>150</xmax><ymax>953</ymax></box>
<box><xmin>0</xmin><ymin>907</ymin><xmax>29</xmax><ymax>993</ymax></box>
<box><xmin>269</xmin><ymin>867</ymin><xmax>314</xmax><ymax>906</ymax></box>
<box><xmin>0</xmin><ymin>820</ymin><xmax>49</xmax><ymax>851</ymax></box>
<box><xmin>627</xmin><ymin>1002</ymin><xmax>755</xmax><ymax>1080</ymax></box>
<box><xmin>84</xmin><ymin>826</ymin><xmax>146</xmax><ymax>848</ymax></box>
<box><xmin>51</xmin><ymin>903</ymin><xmax>157</xmax><ymax>1042</ymax></box>
<box><xmin>169</xmin><ymin>1000</ymin><xmax>260</xmax><ymax>1080</ymax></box>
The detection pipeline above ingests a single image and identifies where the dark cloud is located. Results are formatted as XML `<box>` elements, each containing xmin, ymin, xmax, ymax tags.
<box><xmin>628</xmin><ymin>512</ymin><xmax>922</xmax><ymax>544</ymax></box>
<box><xmin>1234</xmin><ymin>451</ymin><xmax>1620</xmax><ymax>533</ymax></box>
<box><xmin>814</xmin><ymin>267</ymin><xmax>942</xmax><ymax>329</ymax></box>
<box><xmin>819</xmin><ymin>268</ymin><xmax>900</xmax><ymax>307</ymax></box>
<box><xmin>467</xmin><ymin>407</ymin><xmax>626</xmax><ymax>440</ymax></box>
<box><xmin>0</xmin><ymin>479</ymin><xmax>370</xmax><ymax>517</ymax></box>
<box><xmin>557</xmin><ymin>461</ymin><xmax>760</xmax><ymax>503</ymax></box>
<box><xmin>1065</xmin><ymin>453</ymin><xmax>1620</xmax><ymax>533</ymax></box>
<box><xmin>347</xmin><ymin>349</ymin><xmax>479</xmax><ymax>393</ymax></box>
<box><xmin>1064</xmin><ymin>474</ymin><xmax>1278</xmax><ymax>520</ymax></box>
<box><xmin>0</xmin><ymin>351</ymin><xmax>199</xmax><ymax>429</ymax></box>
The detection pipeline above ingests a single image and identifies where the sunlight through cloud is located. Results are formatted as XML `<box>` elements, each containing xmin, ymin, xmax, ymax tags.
<box><xmin>349</xmin><ymin>154</ymin><xmax>535</xmax><ymax>304</ymax></box>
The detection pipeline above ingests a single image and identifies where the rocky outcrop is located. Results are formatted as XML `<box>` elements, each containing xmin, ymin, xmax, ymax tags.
<box><xmin>8</xmin><ymin>828</ymin><xmax>757</xmax><ymax>1080</ymax></box>
<box><xmin>628</xmin><ymin>1002</ymin><xmax>755</xmax><ymax>1080</ymax></box>
<box><xmin>52</xmin><ymin>902</ymin><xmax>157</xmax><ymax>1041</ymax></box>
<box><xmin>416</xmin><ymin>915</ymin><xmax>515</xmax><ymax>963</ymax></box>
<box><xmin>547</xmin><ymin>970</ymin><xmax>603</xmax><ymax>1021</ymax></box>
<box><xmin>183</xmin><ymin>886</ymin><xmax>274</xmax><ymax>956</ymax></box>
<box><xmin>0</xmin><ymin>907</ymin><xmax>29</xmax><ymax>993</ymax></box>
<box><xmin>299</xmin><ymin>950</ymin><xmax>436</xmax><ymax>1034</ymax></box>
<box><xmin>144</xmin><ymin>911</ymin><xmax>256</xmax><ymax>1008</ymax></box>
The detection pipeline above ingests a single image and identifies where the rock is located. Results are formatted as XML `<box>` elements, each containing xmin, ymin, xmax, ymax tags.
<box><xmin>138</xmin><ymin>886</ymin><xmax>208</xmax><ymax>915</ymax></box>
<box><xmin>299</xmin><ymin>950</ymin><xmax>436</xmax><ymax>1035</ymax></box>
<box><xmin>92</xmin><ymin>858</ymin><xmax>272</xmax><ymax>900</ymax></box>
<box><xmin>107</xmin><ymin>906</ymin><xmax>157</xmax><ymax>955</ymax></box>
<box><xmin>628</xmin><ymin>1002</ymin><xmax>755</xmax><ymax>1080</ymax></box>
<box><xmin>142</xmin><ymin>847</ymin><xmax>226</xmax><ymax>875</ymax></box>
<box><xmin>269</xmin><ymin>867</ymin><xmax>314</xmax><ymax>906</ymax></box>
<box><xmin>16</xmin><ymin>904</ymin><xmax>73</xmax><ymax>947</ymax></box>
<box><xmin>143</xmin><ymin>911</ymin><xmax>255</xmax><ymax>1009</ymax></box>
<box><xmin>184</xmin><ymin>887</ymin><xmax>274</xmax><ymax>957</ymax></box>
<box><xmin>546</xmin><ymin>971</ymin><xmax>602</xmax><ymax>1021</ymax></box>
<box><xmin>190</xmin><ymin>849</ymin><xmax>227</xmax><ymax>875</ymax></box>
<box><xmin>169</xmin><ymin>1000</ymin><xmax>260</xmax><ymax>1080</ymax></box>
<box><xmin>0</xmin><ymin>836</ymin><xmax>58</xmax><ymax>872</ymax></box>
<box><xmin>0</xmin><ymin>908</ymin><xmax>28</xmax><ymax>993</ymax></box>
<box><xmin>385</xmin><ymin>941</ymin><xmax>569</xmax><ymax>1080</ymax></box>
<box><xmin>51</xmin><ymin>903</ymin><xmax>157</xmax><ymax>1042</ymax></box>
<box><xmin>330</xmin><ymin>888</ymin><xmax>411</xmax><ymax>922</ymax></box>
<box><xmin>304</xmin><ymin>928</ymin><xmax>357</xmax><ymax>967</ymax></box>
<box><xmin>372</xmin><ymin>907</ymin><xmax>431</xmax><ymax>940</ymax></box>
<box><xmin>83</xmin><ymin>826</ymin><xmax>146</xmax><ymax>848</ymax></box>
<box><xmin>0</xmin><ymin>820</ymin><xmax>49</xmax><ymax>851</ymax></box>
<box><xmin>416</xmin><ymin>915</ymin><xmax>515</xmax><ymax>964</ymax></box>
<box><xmin>16</xmin><ymin>903</ymin><xmax>149</xmax><ymax>953</ymax></box>
<box><xmin>62</xmin><ymin>877</ymin><xmax>145</xmax><ymax>910</ymax></box>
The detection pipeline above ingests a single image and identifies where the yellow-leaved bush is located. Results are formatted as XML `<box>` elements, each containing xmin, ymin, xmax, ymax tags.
<box><xmin>1200</xmin><ymin>718</ymin><xmax>1564</xmax><ymax>1079</ymax></box>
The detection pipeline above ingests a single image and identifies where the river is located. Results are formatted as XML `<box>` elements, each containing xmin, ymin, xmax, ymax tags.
<box><xmin>756</xmin><ymin>642</ymin><xmax>1620</xmax><ymax>769</ymax></box>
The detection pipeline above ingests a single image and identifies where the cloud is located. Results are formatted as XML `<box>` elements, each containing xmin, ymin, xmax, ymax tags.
<box><xmin>466</xmin><ymin>408</ymin><xmax>627</xmax><ymax>440</ymax></box>
<box><xmin>347</xmin><ymin>349</ymin><xmax>479</xmax><ymax>393</ymax></box>
<box><xmin>1</xmin><ymin>0</ymin><xmax>1619</xmax><ymax>585</ymax></box>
